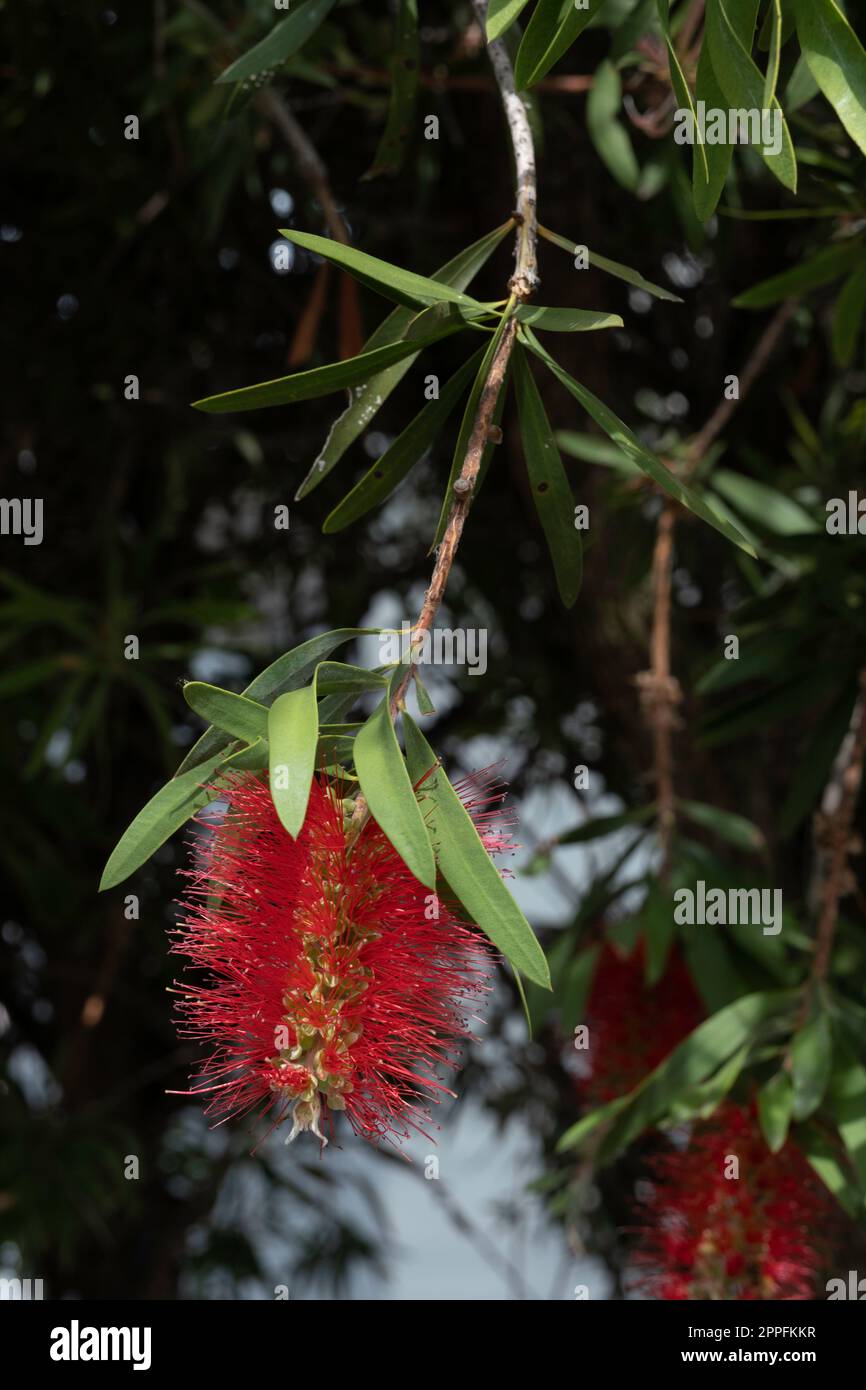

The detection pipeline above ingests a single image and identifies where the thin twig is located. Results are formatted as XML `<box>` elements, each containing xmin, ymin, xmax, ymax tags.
<box><xmin>638</xmin><ymin>300</ymin><xmax>798</xmax><ymax>874</ymax></box>
<box><xmin>810</xmin><ymin>670</ymin><xmax>866</xmax><ymax>982</ymax></box>
<box><xmin>347</xmin><ymin>0</ymin><xmax>538</xmax><ymax>845</ymax></box>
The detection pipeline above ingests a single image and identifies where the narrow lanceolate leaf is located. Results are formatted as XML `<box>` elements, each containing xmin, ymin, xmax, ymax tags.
<box><xmin>829</xmin><ymin>1044</ymin><xmax>866</xmax><ymax>1194</ymax></box>
<box><xmin>586</xmin><ymin>60</ymin><xmax>639</xmax><ymax>193</ymax></box>
<box><xmin>557</xmin><ymin>990</ymin><xmax>796</xmax><ymax>1158</ymax></box>
<box><xmin>733</xmin><ymin>239</ymin><xmax>864</xmax><ymax>308</ymax></box>
<box><xmin>268</xmin><ymin>684</ymin><xmax>319</xmax><ymax>838</ymax></box>
<box><xmin>657</xmin><ymin>0</ymin><xmax>709</xmax><ymax>184</ymax></box>
<box><xmin>192</xmin><ymin>335</ymin><xmax>448</xmax><ymax>415</ymax></box>
<box><xmin>278</xmin><ymin>229</ymin><xmax>490</xmax><ymax>313</ymax></box>
<box><xmin>175</xmin><ymin>628</ymin><xmax>378</xmax><ymax>776</ymax></box>
<box><xmin>363</xmin><ymin>0</ymin><xmax>419</xmax><ymax>179</ymax></box>
<box><xmin>432</xmin><ymin>311</ymin><xmax>513</xmax><ymax>547</ymax></box>
<box><xmin>705</xmin><ymin>0</ymin><xmax>797</xmax><ymax>191</ymax></box>
<box><xmin>537</xmin><ymin>225</ymin><xmax>682</xmax><ymax>302</ymax></box>
<box><xmin>677</xmin><ymin>797</ymin><xmax>765</xmax><ymax>852</ymax></box>
<box><xmin>323</xmin><ymin>350</ymin><xmax>482</xmax><ymax>533</ymax></box>
<box><xmin>790</xmin><ymin>1008</ymin><xmax>833</xmax><ymax>1120</ymax></box>
<box><xmin>795</xmin><ymin>0</ymin><xmax>866</xmax><ymax>157</ymax></box>
<box><xmin>354</xmin><ymin>689</ymin><xmax>436</xmax><ymax>890</ymax></box>
<box><xmin>403</xmin><ymin>713</ymin><xmax>551</xmax><ymax>989</ymax></box>
<box><xmin>295</xmin><ymin>221</ymin><xmax>513</xmax><ymax>499</ymax></box>
<box><xmin>99</xmin><ymin>742</ymin><xmax>257</xmax><ymax>891</ymax></box>
<box><xmin>513</xmin><ymin>346</ymin><xmax>582</xmax><ymax>607</ymax></box>
<box><xmin>515</xmin><ymin>304</ymin><xmax>623</xmax><ymax>332</ymax></box>
<box><xmin>521</xmin><ymin>328</ymin><xmax>757</xmax><ymax>556</ymax></box>
<box><xmin>763</xmin><ymin>0</ymin><xmax>784</xmax><ymax>108</ymax></box>
<box><xmin>215</xmin><ymin>0</ymin><xmax>337</xmax><ymax>85</ymax></box>
<box><xmin>833</xmin><ymin>264</ymin><xmax>866</xmax><ymax>366</ymax></box>
<box><xmin>692</xmin><ymin>24</ymin><xmax>735</xmax><ymax>220</ymax></box>
<box><xmin>757</xmin><ymin>1069</ymin><xmax>795</xmax><ymax>1153</ymax></box>
<box><xmin>487</xmin><ymin>0</ymin><xmax>532</xmax><ymax>43</ymax></box>
<box><xmin>183</xmin><ymin>682</ymin><xmax>268</xmax><ymax>745</ymax></box>
<box><xmin>514</xmin><ymin>0</ymin><xmax>610</xmax><ymax>90</ymax></box>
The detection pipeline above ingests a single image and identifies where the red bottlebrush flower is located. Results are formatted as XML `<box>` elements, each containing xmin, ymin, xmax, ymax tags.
<box><xmin>630</xmin><ymin>1102</ymin><xmax>834</xmax><ymax>1300</ymax></box>
<box><xmin>580</xmin><ymin>942</ymin><xmax>704</xmax><ymax>1103</ymax></box>
<box><xmin>170</xmin><ymin>770</ymin><xmax>509</xmax><ymax>1150</ymax></box>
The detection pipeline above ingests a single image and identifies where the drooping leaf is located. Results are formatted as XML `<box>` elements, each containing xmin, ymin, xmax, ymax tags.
<box><xmin>829</xmin><ymin>1041</ymin><xmax>866</xmax><ymax>1195</ymax></box>
<box><xmin>710</xmin><ymin>469</ymin><xmax>820</xmax><ymax>534</ymax></box>
<box><xmin>657</xmin><ymin>0</ymin><xmax>709</xmax><ymax>184</ymax></box>
<box><xmin>192</xmin><ymin>333</ymin><xmax>453</xmax><ymax>416</ymax></box>
<box><xmin>521</xmin><ymin>328</ymin><xmax>757</xmax><ymax>555</ymax></box>
<box><xmin>538</xmin><ymin>224</ymin><xmax>682</xmax><ymax>301</ymax></box>
<box><xmin>514</xmin><ymin>0</ymin><xmax>610</xmax><ymax>90</ymax></box>
<box><xmin>586</xmin><ymin>60</ymin><xmax>639</xmax><ymax>192</ymax></box>
<box><xmin>363</xmin><ymin>0</ymin><xmax>419</xmax><ymax>179</ymax></box>
<box><xmin>763</xmin><ymin>0</ymin><xmax>784</xmax><ymax>107</ymax></box>
<box><xmin>757</xmin><ymin>1068</ymin><xmax>795</xmax><ymax>1152</ymax></box>
<box><xmin>513</xmin><ymin>345</ymin><xmax>582</xmax><ymax>606</ymax></box>
<box><xmin>175</xmin><ymin>628</ymin><xmax>378</xmax><ymax>776</ymax></box>
<box><xmin>295</xmin><ymin>221</ymin><xmax>513</xmax><ymax>498</ymax></box>
<box><xmin>832</xmin><ymin>264</ymin><xmax>866</xmax><ymax>366</ymax></box>
<box><xmin>215</xmin><ymin>0</ymin><xmax>338</xmax><ymax>85</ymax></box>
<box><xmin>267</xmin><ymin>685</ymin><xmax>319</xmax><ymax>838</ymax></box>
<box><xmin>691</xmin><ymin>0</ymin><xmax>764</xmax><ymax>218</ymax></box>
<box><xmin>403</xmin><ymin>713</ymin><xmax>551</xmax><ymax>988</ymax></box>
<box><xmin>643</xmin><ymin>882</ymin><xmax>674</xmax><ymax>986</ymax></box>
<box><xmin>705</xmin><ymin>0</ymin><xmax>797</xmax><ymax>191</ymax></box>
<box><xmin>322</xmin><ymin>350</ymin><xmax>482</xmax><ymax>533</ymax></box>
<box><xmin>556</xmin><ymin>806</ymin><xmax>656</xmax><ymax>845</ymax></box>
<box><xmin>790</xmin><ymin>1007</ymin><xmax>833</xmax><ymax>1120</ymax></box>
<box><xmin>795</xmin><ymin>0</ymin><xmax>866</xmax><ymax>157</ymax></box>
<box><xmin>354</xmin><ymin>685</ymin><xmax>437</xmax><ymax>890</ymax></box>
<box><xmin>99</xmin><ymin>741</ymin><xmax>262</xmax><ymax>891</ymax></box>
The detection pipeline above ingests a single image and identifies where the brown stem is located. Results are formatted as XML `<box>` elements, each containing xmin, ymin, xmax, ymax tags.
<box><xmin>811</xmin><ymin>670</ymin><xmax>866</xmax><ymax>983</ymax></box>
<box><xmin>639</xmin><ymin>300</ymin><xmax>798</xmax><ymax>875</ymax></box>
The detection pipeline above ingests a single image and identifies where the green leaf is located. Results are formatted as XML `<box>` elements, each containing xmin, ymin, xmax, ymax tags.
<box><xmin>795</xmin><ymin>0</ymin><xmax>866</xmax><ymax>156</ymax></box>
<box><xmin>413</xmin><ymin>671</ymin><xmax>436</xmax><ymax>715</ymax></box>
<box><xmin>791</xmin><ymin>1007</ymin><xmax>833</xmax><ymax>1120</ymax></box>
<box><xmin>657</xmin><ymin>0</ymin><xmax>709</xmax><ymax>184</ymax></box>
<box><xmin>513</xmin><ymin>346</ymin><xmax>582</xmax><ymax>607</ymax></box>
<box><xmin>829</xmin><ymin>1042</ymin><xmax>866</xmax><ymax>1194</ymax></box>
<box><xmin>514</xmin><ymin>0</ymin><xmax>609</xmax><ymax>89</ymax></box>
<box><xmin>403</xmin><ymin>713</ymin><xmax>551</xmax><ymax>988</ymax></box>
<box><xmin>556</xmin><ymin>429</ymin><xmax>641</xmax><ymax>473</ymax></box>
<box><xmin>432</xmin><ymin>311</ymin><xmax>513</xmax><ymax>547</ymax></box>
<box><xmin>705</xmin><ymin>0</ymin><xmax>797</xmax><ymax>191</ymax></box>
<box><xmin>295</xmin><ymin>221</ymin><xmax>512</xmax><ymax>498</ymax></box>
<box><xmin>538</xmin><ymin>224</ymin><xmax>682</xmax><ymax>302</ymax></box>
<box><xmin>763</xmin><ymin>0</ymin><xmax>784</xmax><ymax>107</ymax></box>
<box><xmin>668</xmin><ymin>1044</ymin><xmax>751</xmax><ymax>1122</ymax></box>
<box><xmin>587</xmin><ymin>60</ymin><xmax>640</xmax><ymax>192</ymax></box>
<box><xmin>183</xmin><ymin>682</ymin><xmax>268</xmax><ymax>745</ymax></box>
<box><xmin>757</xmin><ymin>1068</ymin><xmax>795</xmax><ymax>1152</ymax></box>
<box><xmin>322</xmin><ymin>350</ymin><xmax>482</xmax><ymax>533</ymax></box>
<box><xmin>278</xmin><ymin>229</ymin><xmax>490</xmax><ymax>313</ymax></box>
<box><xmin>644</xmin><ymin>883</ymin><xmax>674</xmax><ymax>986</ymax></box>
<box><xmin>733</xmin><ymin>239</ymin><xmax>863</xmax><ymax>309</ymax></box>
<box><xmin>354</xmin><ymin>685</ymin><xmax>436</xmax><ymax>890</ymax></box>
<box><xmin>363</xmin><ymin>0</ymin><xmax>419</xmax><ymax>179</ymax></box>
<box><xmin>832</xmin><ymin>264</ymin><xmax>866</xmax><ymax>366</ymax></box>
<box><xmin>558</xmin><ymin>990</ymin><xmax>795</xmax><ymax>1157</ymax></box>
<box><xmin>521</xmin><ymin>328</ymin><xmax>757</xmax><ymax>556</ymax></box>
<box><xmin>692</xmin><ymin>38</ymin><xmax>733</xmax><ymax>221</ymax></box>
<box><xmin>799</xmin><ymin>1122</ymin><xmax>863</xmax><ymax>1217</ymax></box>
<box><xmin>677</xmin><ymin>797</ymin><xmax>766</xmax><ymax>852</ymax></box>
<box><xmin>487</xmin><ymin>0</ymin><xmax>532</xmax><ymax>43</ymax></box>
<box><xmin>558</xmin><ymin>944</ymin><xmax>601</xmax><ymax>1036</ymax></box>
<box><xmin>268</xmin><ymin>685</ymin><xmax>319</xmax><ymax>838</ymax></box>
<box><xmin>192</xmin><ymin>335</ymin><xmax>450</xmax><ymax>416</ymax></box>
<box><xmin>557</xmin><ymin>806</ymin><xmax>656</xmax><ymax>845</ymax></box>
<box><xmin>515</xmin><ymin>304</ymin><xmax>623</xmax><ymax>332</ymax></box>
<box><xmin>215</xmin><ymin>0</ymin><xmax>337</xmax><ymax>85</ymax></box>
<box><xmin>175</xmin><ymin>628</ymin><xmax>378</xmax><ymax>776</ymax></box>
<box><xmin>710</xmin><ymin>469</ymin><xmax>820</xmax><ymax>534</ymax></box>
<box><xmin>99</xmin><ymin>742</ymin><xmax>257</xmax><ymax>891</ymax></box>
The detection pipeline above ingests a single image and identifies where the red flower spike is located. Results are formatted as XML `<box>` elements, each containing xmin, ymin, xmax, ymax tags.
<box><xmin>170</xmin><ymin>771</ymin><xmax>509</xmax><ymax>1150</ymax></box>
<box><xmin>630</xmin><ymin>1101</ymin><xmax>835</xmax><ymax>1300</ymax></box>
